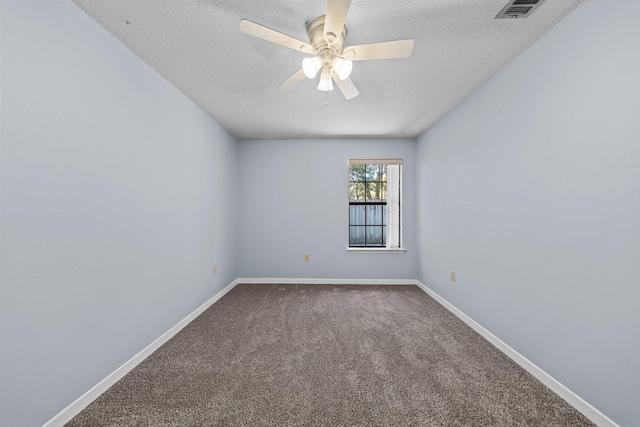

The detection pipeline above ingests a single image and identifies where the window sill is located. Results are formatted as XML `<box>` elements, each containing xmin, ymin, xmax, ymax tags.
<box><xmin>346</xmin><ymin>247</ymin><xmax>407</xmax><ymax>254</ymax></box>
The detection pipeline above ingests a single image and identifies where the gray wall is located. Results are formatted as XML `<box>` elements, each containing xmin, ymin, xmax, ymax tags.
<box><xmin>415</xmin><ymin>0</ymin><xmax>640</xmax><ymax>425</ymax></box>
<box><xmin>237</xmin><ymin>139</ymin><xmax>417</xmax><ymax>280</ymax></box>
<box><xmin>0</xmin><ymin>2</ymin><xmax>237</xmax><ymax>426</ymax></box>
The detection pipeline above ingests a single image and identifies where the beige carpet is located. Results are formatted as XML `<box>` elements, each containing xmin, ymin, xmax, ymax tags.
<box><xmin>66</xmin><ymin>284</ymin><xmax>593</xmax><ymax>426</ymax></box>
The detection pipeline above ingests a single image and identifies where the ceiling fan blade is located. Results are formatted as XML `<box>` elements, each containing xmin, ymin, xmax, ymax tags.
<box><xmin>240</xmin><ymin>19</ymin><xmax>314</xmax><ymax>54</ymax></box>
<box><xmin>277</xmin><ymin>69</ymin><xmax>307</xmax><ymax>91</ymax></box>
<box><xmin>324</xmin><ymin>0</ymin><xmax>351</xmax><ymax>45</ymax></box>
<box><xmin>343</xmin><ymin>39</ymin><xmax>414</xmax><ymax>61</ymax></box>
<box><xmin>331</xmin><ymin>71</ymin><xmax>359</xmax><ymax>100</ymax></box>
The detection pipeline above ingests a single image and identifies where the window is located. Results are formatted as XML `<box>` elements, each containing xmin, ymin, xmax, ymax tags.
<box><xmin>348</xmin><ymin>159</ymin><xmax>402</xmax><ymax>248</ymax></box>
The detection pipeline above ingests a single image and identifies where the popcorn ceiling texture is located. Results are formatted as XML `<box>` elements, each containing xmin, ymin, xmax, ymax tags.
<box><xmin>66</xmin><ymin>284</ymin><xmax>593</xmax><ymax>426</ymax></box>
<box><xmin>72</xmin><ymin>0</ymin><xmax>583</xmax><ymax>140</ymax></box>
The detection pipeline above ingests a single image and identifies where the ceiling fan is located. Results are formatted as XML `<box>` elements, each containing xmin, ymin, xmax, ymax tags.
<box><xmin>240</xmin><ymin>0</ymin><xmax>414</xmax><ymax>100</ymax></box>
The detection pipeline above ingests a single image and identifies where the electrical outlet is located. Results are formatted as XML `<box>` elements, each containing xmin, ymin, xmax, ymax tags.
<box><xmin>214</xmin><ymin>265</ymin><xmax>218</xmax><ymax>274</ymax></box>
<box><xmin>450</xmin><ymin>271</ymin><xmax>456</xmax><ymax>282</ymax></box>
<box><xmin>304</xmin><ymin>254</ymin><xmax>310</xmax><ymax>262</ymax></box>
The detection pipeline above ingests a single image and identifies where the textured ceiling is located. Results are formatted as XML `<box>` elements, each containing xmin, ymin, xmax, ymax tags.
<box><xmin>72</xmin><ymin>0</ymin><xmax>583</xmax><ymax>140</ymax></box>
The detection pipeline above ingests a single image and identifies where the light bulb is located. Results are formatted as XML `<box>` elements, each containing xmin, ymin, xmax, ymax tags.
<box><xmin>302</xmin><ymin>56</ymin><xmax>322</xmax><ymax>79</ymax></box>
<box><xmin>332</xmin><ymin>57</ymin><xmax>353</xmax><ymax>80</ymax></box>
<box><xmin>317</xmin><ymin>70</ymin><xmax>333</xmax><ymax>91</ymax></box>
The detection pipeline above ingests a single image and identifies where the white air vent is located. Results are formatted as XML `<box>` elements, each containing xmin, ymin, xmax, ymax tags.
<box><xmin>496</xmin><ymin>0</ymin><xmax>547</xmax><ymax>19</ymax></box>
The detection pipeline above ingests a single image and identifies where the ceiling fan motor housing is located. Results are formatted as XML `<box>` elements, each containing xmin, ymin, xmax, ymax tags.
<box><xmin>307</xmin><ymin>15</ymin><xmax>346</xmax><ymax>67</ymax></box>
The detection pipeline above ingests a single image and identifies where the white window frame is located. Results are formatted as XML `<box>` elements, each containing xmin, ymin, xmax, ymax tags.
<box><xmin>346</xmin><ymin>159</ymin><xmax>406</xmax><ymax>253</ymax></box>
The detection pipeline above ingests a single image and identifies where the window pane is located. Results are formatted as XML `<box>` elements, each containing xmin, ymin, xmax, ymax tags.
<box><xmin>364</xmin><ymin>164</ymin><xmax>387</xmax><ymax>181</ymax></box>
<box><xmin>348</xmin><ymin>161</ymin><xmax>401</xmax><ymax>248</ymax></box>
<box><xmin>349</xmin><ymin>204</ymin><xmax>365</xmax><ymax>225</ymax></box>
<box><xmin>365</xmin><ymin>182</ymin><xmax>385</xmax><ymax>201</ymax></box>
<box><xmin>349</xmin><ymin>226</ymin><xmax>365</xmax><ymax>246</ymax></box>
<box><xmin>365</xmin><ymin>204</ymin><xmax>384</xmax><ymax>225</ymax></box>
<box><xmin>365</xmin><ymin>164</ymin><xmax>376</xmax><ymax>181</ymax></box>
<box><xmin>349</xmin><ymin>165</ymin><xmax>366</xmax><ymax>182</ymax></box>
<box><xmin>349</xmin><ymin>182</ymin><xmax>365</xmax><ymax>200</ymax></box>
<box><xmin>366</xmin><ymin>226</ymin><xmax>383</xmax><ymax>246</ymax></box>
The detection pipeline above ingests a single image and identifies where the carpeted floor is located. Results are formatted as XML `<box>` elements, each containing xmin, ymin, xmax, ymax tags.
<box><xmin>66</xmin><ymin>284</ymin><xmax>594</xmax><ymax>426</ymax></box>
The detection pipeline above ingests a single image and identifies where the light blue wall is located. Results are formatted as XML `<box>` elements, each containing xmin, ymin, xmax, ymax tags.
<box><xmin>0</xmin><ymin>2</ymin><xmax>237</xmax><ymax>426</ymax></box>
<box><xmin>237</xmin><ymin>139</ymin><xmax>417</xmax><ymax>280</ymax></box>
<box><xmin>415</xmin><ymin>0</ymin><xmax>640</xmax><ymax>425</ymax></box>
<box><xmin>3</xmin><ymin>0</ymin><xmax>638</xmax><ymax>425</ymax></box>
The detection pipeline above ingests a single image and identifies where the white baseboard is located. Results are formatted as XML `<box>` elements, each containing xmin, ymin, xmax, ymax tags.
<box><xmin>414</xmin><ymin>280</ymin><xmax>618</xmax><ymax>427</ymax></box>
<box><xmin>236</xmin><ymin>277</ymin><xmax>416</xmax><ymax>285</ymax></box>
<box><xmin>43</xmin><ymin>279</ymin><xmax>239</xmax><ymax>427</ymax></box>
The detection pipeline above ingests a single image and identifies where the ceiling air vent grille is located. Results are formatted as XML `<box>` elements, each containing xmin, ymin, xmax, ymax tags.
<box><xmin>496</xmin><ymin>0</ymin><xmax>547</xmax><ymax>19</ymax></box>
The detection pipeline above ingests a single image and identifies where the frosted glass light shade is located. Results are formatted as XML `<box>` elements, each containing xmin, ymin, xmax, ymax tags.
<box><xmin>317</xmin><ymin>70</ymin><xmax>333</xmax><ymax>91</ymax></box>
<box><xmin>302</xmin><ymin>57</ymin><xmax>322</xmax><ymax>79</ymax></box>
<box><xmin>332</xmin><ymin>57</ymin><xmax>353</xmax><ymax>80</ymax></box>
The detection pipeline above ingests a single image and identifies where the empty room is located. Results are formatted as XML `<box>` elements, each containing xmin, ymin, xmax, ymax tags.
<box><xmin>1</xmin><ymin>0</ymin><xmax>638</xmax><ymax>426</ymax></box>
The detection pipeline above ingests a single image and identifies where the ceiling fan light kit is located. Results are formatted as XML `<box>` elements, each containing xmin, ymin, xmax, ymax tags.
<box><xmin>332</xmin><ymin>57</ymin><xmax>353</xmax><ymax>80</ymax></box>
<box><xmin>318</xmin><ymin>70</ymin><xmax>334</xmax><ymax>92</ymax></box>
<box><xmin>302</xmin><ymin>56</ymin><xmax>322</xmax><ymax>79</ymax></box>
<box><xmin>239</xmin><ymin>0</ymin><xmax>414</xmax><ymax>100</ymax></box>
